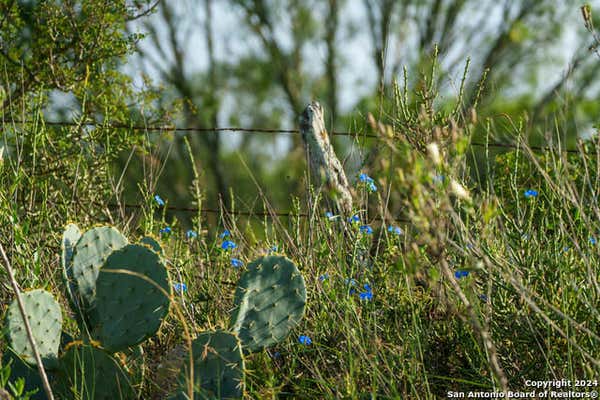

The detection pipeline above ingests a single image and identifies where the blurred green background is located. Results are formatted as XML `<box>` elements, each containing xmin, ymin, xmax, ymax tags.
<box><xmin>2</xmin><ymin>0</ymin><xmax>599</xmax><ymax>227</ymax></box>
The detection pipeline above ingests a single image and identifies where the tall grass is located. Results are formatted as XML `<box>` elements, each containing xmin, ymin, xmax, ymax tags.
<box><xmin>1</xmin><ymin>77</ymin><xmax>600</xmax><ymax>399</ymax></box>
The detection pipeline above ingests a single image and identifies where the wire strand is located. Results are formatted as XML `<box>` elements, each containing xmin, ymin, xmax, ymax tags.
<box><xmin>3</xmin><ymin>119</ymin><xmax>585</xmax><ymax>153</ymax></box>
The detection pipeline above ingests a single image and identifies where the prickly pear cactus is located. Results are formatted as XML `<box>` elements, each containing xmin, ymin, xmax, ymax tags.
<box><xmin>229</xmin><ymin>255</ymin><xmax>306</xmax><ymax>353</ymax></box>
<box><xmin>61</xmin><ymin>223</ymin><xmax>82</xmax><ymax>313</ymax></box>
<box><xmin>56</xmin><ymin>343</ymin><xmax>135</xmax><ymax>400</ymax></box>
<box><xmin>140</xmin><ymin>235</ymin><xmax>163</xmax><ymax>255</ymax></box>
<box><xmin>4</xmin><ymin>289</ymin><xmax>62</xmax><ymax>367</ymax></box>
<box><xmin>91</xmin><ymin>244</ymin><xmax>171</xmax><ymax>352</ymax></box>
<box><xmin>71</xmin><ymin>226</ymin><xmax>128</xmax><ymax>308</ymax></box>
<box><xmin>2</xmin><ymin>349</ymin><xmax>55</xmax><ymax>400</ymax></box>
<box><xmin>174</xmin><ymin>331</ymin><xmax>245</xmax><ymax>400</ymax></box>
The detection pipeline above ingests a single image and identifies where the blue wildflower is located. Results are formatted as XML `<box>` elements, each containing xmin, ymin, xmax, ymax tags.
<box><xmin>360</xmin><ymin>291</ymin><xmax>373</xmax><ymax>301</ymax></box>
<box><xmin>154</xmin><ymin>195</ymin><xmax>165</xmax><ymax>206</ymax></box>
<box><xmin>388</xmin><ymin>225</ymin><xmax>403</xmax><ymax>235</ymax></box>
<box><xmin>359</xmin><ymin>283</ymin><xmax>373</xmax><ymax>301</ymax></box>
<box><xmin>298</xmin><ymin>335</ymin><xmax>312</xmax><ymax>345</ymax></box>
<box><xmin>345</xmin><ymin>278</ymin><xmax>357</xmax><ymax>286</ymax></box>
<box><xmin>173</xmin><ymin>282</ymin><xmax>187</xmax><ymax>293</ymax></box>
<box><xmin>220</xmin><ymin>229</ymin><xmax>231</xmax><ymax>238</ymax></box>
<box><xmin>432</xmin><ymin>174</ymin><xmax>445</xmax><ymax>184</ymax></box>
<box><xmin>269</xmin><ymin>245</ymin><xmax>278</xmax><ymax>254</ymax></box>
<box><xmin>524</xmin><ymin>189</ymin><xmax>538</xmax><ymax>198</ymax></box>
<box><xmin>359</xmin><ymin>173</ymin><xmax>377</xmax><ymax>192</ymax></box>
<box><xmin>159</xmin><ymin>226</ymin><xmax>172</xmax><ymax>235</ymax></box>
<box><xmin>231</xmin><ymin>258</ymin><xmax>243</xmax><ymax>268</ymax></box>
<box><xmin>186</xmin><ymin>230</ymin><xmax>198</xmax><ymax>239</ymax></box>
<box><xmin>359</xmin><ymin>225</ymin><xmax>373</xmax><ymax>234</ymax></box>
<box><xmin>319</xmin><ymin>273</ymin><xmax>329</xmax><ymax>281</ymax></box>
<box><xmin>359</xmin><ymin>173</ymin><xmax>372</xmax><ymax>183</ymax></box>
<box><xmin>348</xmin><ymin>214</ymin><xmax>360</xmax><ymax>223</ymax></box>
<box><xmin>563</xmin><ymin>246</ymin><xmax>570</xmax><ymax>252</ymax></box>
<box><xmin>454</xmin><ymin>270</ymin><xmax>469</xmax><ymax>279</ymax></box>
<box><xmin>221</xmin><ymin>240</ymin><xmax>237</xmax><ymax>250</ymax></box>
<box><xmin>590</xmin><ymin>237</ymin><xmax>597</xmax><ymax>245</ymax></box>
<box><xmin>479</xmin><ymin>294</ymin><xmax>488</xmax><ymax>303</ymax></box>
<box><xmin>272</xmin><ymin>351</ymin><xmax>281</xmax><ymax>359</ymax></box>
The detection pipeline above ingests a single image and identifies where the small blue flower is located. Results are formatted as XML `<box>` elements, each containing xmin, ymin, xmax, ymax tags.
<box><xmin>221</xmin><ymin>240</ymin><xmax>237</xmax><ymax>250</ymax></box>
<box><xmin>359</xmin><ymin>173</ymin><xmax>373</xmax><ymax>183</ymax></box>
<box><xmin>154</xmin><ymin>195</ymin><xmax>165</xmax><ymax>206</ymax></box>
<box><xmin>466</xmin><ymin>243</ymin><xmax>474</xmax><ymax>250</ymax></box>
<box><xmin>524</xmin><ymin>189</ymin><xmax>538</xmax><ymax>198</ymax></box>
<box><xmin>563</xmin><ymin>246</ymin><xmax>570</xmax><ymax>252</ymax></box>
<box><xmin>359</xmin><ymin>283</ymin><xmax>373</xmax><ymax>301</ymax></box>
<box><xmin>479</xmin><ymin>294</ymin><xmax>488</xmax><ymax>303</ymax></box>
<box><xmin>454</xmin><ymin>270</ymin><xmax>469</xmax><ymax>279</ymax></box>
<box><xmin>359</xmin><ymin>173</ymin><xmax>377</xmax><ymax>192</ymax></box>
<box><xmin>220</xmin><ymin>229</ymin><xmax>231</xmax><ymax>238</ymax></box>
<box><xmin>159</xmin><ymin>226</ymin><xmax>172</xmax><ymax>235</ymax></box>
<box><xmin>269</xmin><ymin>245</ymin><xmax>278</xmax><ymax>254</ymax></box>
<box><xmin>173</xmin><ymin>282</ymin><xmax>187</xmax><ymax>293</ymax></box>
<box><xmin>345</xmin><ymin>278</ymin><xmax>357</xmax><ymax>286</ymax></box>
<box><xmin>186</xmin><ymin>230</ymin><xmax>198</xmax><ymax>239</ymax></box>
<box><xmin>349</xmin><ymin>288</ymin><xmax>357</xmax><ymax>295</ymax></box>
<box><xmin>298</xmin><ymin>335</ymin><xmax>312</xmax><ymax>345</ymax></box>
<box><xmin>388</xmin><ymin>225</ymin><xmax>403</xmax><ymax>235</ymax></box>
<box><xmin>359</xmin><ymin>225</ymin><xmax>373</xmax><ymax>234</ymax></box>
<box><xmin>432</xmin><ymin>174</ymin><xmax>445</xmax><ymax>184</ymax></box>
<box><xmin>319</xmin><ymin>273</ymin><xmax>329</xmax><ymax>281</ymax></box>
<box><xmin>348</xmin><ymin>214</ymin><xmax>360</xmax><ymax>223</ymax></box>
<box><xmin>590</xmin><ymin>237</ymin><xmax>597</xmax><ymax>245</ymax></box>
<box><xmin>359</xmin><ymin>291</ymin><xmax>373</xmax><ymax>301</ymax></box>
<box><xmin>272</xmin><ymin>351</ymin><xmax>281</xmax><ymax>359</ymax></box>
<box><xmin>325</xmin><ymin>211</ymin><xmax>335</xmax><ymax>219</ymax></box>
<box><xmin>231</xmin><ymin>258</ymin><xmax>243</xmax><ymax>268</ymax></box>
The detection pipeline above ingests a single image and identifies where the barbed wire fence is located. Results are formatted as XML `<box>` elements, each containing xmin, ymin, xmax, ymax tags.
<box><xmin>5</xmin><ymin>118</ymin><xmax>590</xmax><ymax>222</ymax></box>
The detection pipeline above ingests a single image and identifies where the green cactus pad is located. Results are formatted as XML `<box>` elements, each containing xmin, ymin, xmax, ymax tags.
<box><xmin>2</xmin><ymin>349</ymin><xmax>55</xmax><ymax>400</ymax></box>
<box><xmin>61</xmin><ymin>223</ymin><xmax>82</xmax><ymax>312</ymax></box>
<box><xmin>176</xmin><ymin>331</ymin><xmax>245</xmax><ymax>400</ymax></box>
<box><xmin>4</xmin><ymin>289</ymin><xmax>62</xmax><ymax>367</ymax></box>
<box><xmin>71</xmin><ymin>226</ymin><xmax>128</xmax><ymax>308</ymax></box>
<box><xmin>140</xmin><ymin>235</ymin><xmax>163</xmax><ymax>255</ymax></box>
<box><xmin>229</xmin><ymin>255</ymin><xmax>306</xmax><ymax>353</ymax></box>
<box><xmin>56</xmin><ymin>343</ymin><xmax>135</xmax><ymax>400</ymax></box>
<box><xmin>91</xmin><ymin>244</ymin><xmax>171</xmax><ymax>352</ymax></box>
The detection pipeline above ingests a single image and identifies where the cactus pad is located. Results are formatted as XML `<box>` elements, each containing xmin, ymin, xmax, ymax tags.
<box><xmin>4</xmin><ymin>289</ymin><xmax>62</xmax><ymax>367</ymax></box>
<box><xmin>56</xmin><ymin>343</ymin><xmax>135</xmax><ymax>400</ymax></box>
<box><xmin>140</xmin><ymin>235</ymin><xmax>163</xmax><ymax>255</ymax></box>
<box><xmin>71</xmin><ymin>226</ymin><xmax>128</xmax><ymax>307</ymax></box>
<box><xmin>2</xmin><ymin>349</ymin><xmax>56</xmax><ymax>400</ymax></box>
<box><xmin>91</xmin><ymin>244</ymin><xmax>171</xmax><ymax>352</ymax></box>
<box><xmin>61</xmin><ymin>223</ymin><xmax>82</xmax><ymax>312</ymax></box>
<box><xmin>176</xmin><ymin>331</ymin><xmax>245</xmax><ymax>400</ymax></box>
<box><xmin>229</xmin><ymin>256</ymin><xmax>306</xmax><ymax>353</ymax></box>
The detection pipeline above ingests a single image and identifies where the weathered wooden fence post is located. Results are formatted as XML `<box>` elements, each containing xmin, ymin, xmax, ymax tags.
<box><xmin>299</xmin><ymin>101</ymin><xmax>353</xmax><ymax>216</ymax></box>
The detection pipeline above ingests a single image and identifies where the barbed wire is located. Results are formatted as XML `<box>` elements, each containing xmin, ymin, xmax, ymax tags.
<box><xmin>12</xmin><ymin>117</ymin><xmax>585</xmax><ymax>222</ymax></box>
<box><xmin>108</xmin><ymin>202</ymin><xmax>411</xmax><ymax>223</ymax></box>
<box><xmin>3</xmin><ymin>118</ymin><xmax>585</xmax><ymax>154</ymax></box>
